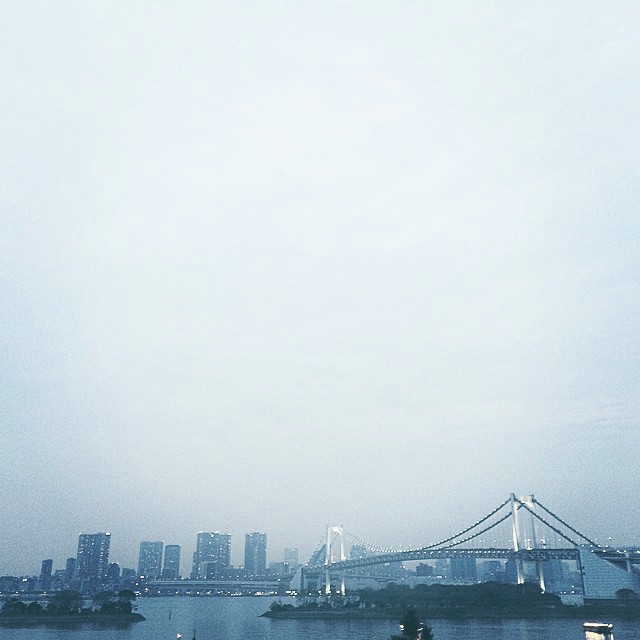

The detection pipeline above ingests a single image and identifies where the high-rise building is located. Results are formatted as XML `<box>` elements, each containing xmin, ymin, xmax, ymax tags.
<box><xmin>451</xmin><ymin>556</ymin><xmax>477</xmax><ymax>582</ymax></box>
<box><xmin>162</xmin><ymin>544</ymin><xmax>181</xmax><ymax>579</ymax></box>
<box><xmin>504</xmin><ymin>558</ymin><xmax>518</xmax><ymax>583</ymax></box>
<box><xmin>40</xmin><ymin>559</ymin><xmax>53</xmax><ymax>590</ymax></box>
<box><xmin>284</xmin><ymin>548</ymin><xmax>299</xmax><ymax>569</ymax></box>
<box><xmin>244</xmin><ymin>532</ymin><xmax>267</xmax><ymax>577</ymax></box>
<box><xmin>64</xmin><ymin>558</ymin><xmax>76</xmax><ymax>585</ymax></box>
<box><xmin>138</xmin><ymin>541</ymin><xmax>163</xmax><ymax>579</ymax></box>
<box><xmin>434</xmin><ymin>558</ymin><xmax>450</xmax><ymax>579</ymax></box>
<box><xmin>107</xmin><ymin>562</ymin><xmax>121</xmax><ymax>579</ymax></box>
<box><xmin>191</xmin><ymin>532</ymin><xmax>231</xmax><ymax>579</ymax></box>
<box><xmin>75</xmin><ymin>532</ymin><xmax>111</xmax><ymax>592</ymax></box>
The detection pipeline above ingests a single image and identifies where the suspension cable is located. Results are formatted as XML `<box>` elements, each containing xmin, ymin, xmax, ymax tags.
<box><xmin>532</xmin><ymin>498</ymin><xmax>600</xmax><ymax>547</ymax></box>
<box><xmin>343</xmin><ymin>531</ymin><xmax>395</xmax><ymax>554</ymax></box>
<box><xmin>345</xmin><ymin>498</ymin><xmax>511</xmax><ymax>554</ymax></box>
<box><xmin>438</xmin><ymin>511</ymin><xmax>513</xmax><ymax>549</ymax></box>
<box><xmin>515</xmin><ymin>500</ymin><xmax>579</xmax><ymax>547</ymax></box>
<box><xmin>413</xmin><ymin>498</ymin><xmax>511</xmax><ymax>551</ymax></box>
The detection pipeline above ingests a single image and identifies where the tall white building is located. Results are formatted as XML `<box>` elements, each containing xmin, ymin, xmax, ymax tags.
<box><xmin>244</xmin><ymin>532</ymin><xmax>267</xmax><ymax>577</ymax></box>
<box><xmin>191</xmin><ymin>532</ymin><xmax>231</xmax><ymax>579</ymax></box>
<box><xmin>138</xmin><ymin>540</ymin><xmax>163</xmax><ymax>579</ymax></box>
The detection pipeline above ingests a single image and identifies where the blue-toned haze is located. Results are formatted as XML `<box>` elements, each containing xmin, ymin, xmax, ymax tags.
<box><xmin>1</xmin><ymin>2</ymin><xmax>638</xmax><ymax>574</ymax></box>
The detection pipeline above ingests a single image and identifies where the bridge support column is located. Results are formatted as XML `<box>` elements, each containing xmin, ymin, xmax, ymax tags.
<box><xmin>525</xmin><ymin>494</ymin><xmax>545</xmax><ymax>592</ymax></box>
<box><xmin>324</xmin><ymin>525</ymin><xmax>346</xmax><ymax>597</ymax></box>
<box><xmin>324</xmin><ymin>526</ymin><xmax>331</xmax><ymax>596</ymax></box>
<box><xmin>510</xmin><ymin>493</ymin><xmax>525</xmax><ymax>584</ymax></box>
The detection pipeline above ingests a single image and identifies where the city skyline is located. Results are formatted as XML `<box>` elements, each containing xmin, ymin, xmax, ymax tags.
<box><xmin>2</xmin><ymin>3</ymin><xmax>638</xmax><ymax>577</ymax></box>
<box><xmin>10</xmin><ymin>528</ymin><xmax>301</xmax><ymax>582</ymax></box>
<box><xmin>3</xmin><ymin>494</ymin><xmax>638</xmax><ymax>579</ymax></box>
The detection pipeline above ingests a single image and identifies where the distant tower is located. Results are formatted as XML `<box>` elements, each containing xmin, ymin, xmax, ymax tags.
<box><xmin>40</xmin><ymin>559</ymin><xmax>53</xmax><ymax>591</ymax></box>
<box><xmin>244</xmin><ymin>533</ymin><xmax>267</xmax><ymax>577</ymax></box>
<box><xmin>138</xmin><ymin>541</ymin><xmax>163</xmax><ymax>579</ymax></box>
<box><xmin>191</xmin><ymin>532</ymin><xmax>231</xmax><ymax>579</ymax></box>
<box><xmin>450</xmin><ymin>556</ymin><xmax>477</xmax><ymax>582</ymax></box>
<box><xmin>162</xmin><ymin>545</ymin><xmax>181</xmax><ymax>579</ymax></box>
<box><xmin>64</xmin><ymin>558</ymin><xmax>76</xmax><ymax>585</ymax></box>
<box><xmin>284</xmin><ymin>547</ymin><xmax>299</xmax><ymax>570</ymax></box>
<box><xmin>75</xmin><ymin>532</ymin><xmax>111</xmax><ymax>592</ymax></box>
<box><xmin>107</xmin><ymin>562</ymin><xmax>121</xmax><ymax>579</ymax></box>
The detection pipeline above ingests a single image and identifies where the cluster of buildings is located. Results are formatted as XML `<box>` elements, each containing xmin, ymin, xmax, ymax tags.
<box><xmin>140</xmin><ymin>532</ymin><xmax>299</xmax><ymax>581</ymax></box>
<box><xmin>0</xmin><ymin>531</ymin><xmax>300</xmax><ymax>595</ymax></box>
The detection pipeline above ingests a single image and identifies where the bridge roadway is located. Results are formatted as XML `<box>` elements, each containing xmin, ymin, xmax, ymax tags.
<box><xmin>143</xmin><ymin>577</ymin><xmax>292</xmax><ymax>595</ymax></box>
<box><xmin>310</xmin><ymin>547</ymin><xmax>640</xmax><ymax>572</ymax></box>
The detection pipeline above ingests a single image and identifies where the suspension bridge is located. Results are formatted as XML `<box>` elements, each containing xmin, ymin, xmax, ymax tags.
<box><xmin>303</xmin><ymin>493</ymin><xmax>640</xmax><ymax>601</ymax></box>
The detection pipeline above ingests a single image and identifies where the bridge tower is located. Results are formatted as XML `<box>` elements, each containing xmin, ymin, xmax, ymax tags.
<box><xmin>324</xmin><ymin>525</ymin><xmax>346</xmax><ymax>596</ymax></box>
<box><xmin>510</xmin><ymin>493</ymin><xmax>525</xmax><ymax>584</ymax></box>
<box><xmin>521</xmin><ymin>494</ymin><xmax>546</xmax><ymax>592</ymax></box>
<box><xmin>511</xmin><ymin>493</ymin><xmax>547</xmax><ymax>591</ymax></box>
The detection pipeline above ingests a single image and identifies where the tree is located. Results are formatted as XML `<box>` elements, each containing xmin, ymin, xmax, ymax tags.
<box><xmin>1</xmin><ymin>598</ymin><xmax>27</xmax><ymax>616</ymax></box>
<box><xmin>390</xmin><ymin>606</ymin><xmax>434</xmax><ymax>640</ymax></box>
<box><xmin>47</xmin><ymin>590</ymin><xmax>83</xmax><ymax>614</ymax></box>
<box><xmin>92</xmin><ymin>591</ymin><xmax>116</xmax><ymax>612</ymax></box>
<box><xmin>26</xmin><ymin>601</ymin><xmax>44</xmax><ymax>615</ymax></box>
<box><xmin>116</xmin><ymin>590</ymin><xmax>137</xmax><ymax>614</ymax></box>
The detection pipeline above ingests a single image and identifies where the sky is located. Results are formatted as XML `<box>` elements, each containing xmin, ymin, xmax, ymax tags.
<box><xmin>1</xmin><ymin>1</ymin><xmax>639</xmax><ymax>576</ymax></box>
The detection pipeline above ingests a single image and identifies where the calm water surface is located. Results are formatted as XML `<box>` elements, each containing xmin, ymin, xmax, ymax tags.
<box><xmin>0</xmin><ymin>597</ymin><xmax>639</xmax><ymax>640</ymax></box>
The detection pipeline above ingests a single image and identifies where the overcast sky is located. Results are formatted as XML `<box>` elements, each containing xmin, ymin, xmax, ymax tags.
<box><xmin>1</xmin><ymin>2</ymin><xmax>639</xmax><ymax>575</ymax></box>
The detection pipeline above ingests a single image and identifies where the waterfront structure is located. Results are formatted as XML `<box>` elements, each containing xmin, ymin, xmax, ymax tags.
<box><xmin>163</xmin><ymin>544</ymin><xmax>181</xmax><ymax>579</ymax></box>
<box><xmin>138</xmin><ymin>541</ymin><xmax>163</xmax><ymax>579</ymax></box>
<box><xmin>244</xmin><ymin>532</ymin><xmax>267</xmax><ymax>577</ymax></box>
<box><xmin>268</xmin><ymin>561</ymin><xmax>287</xmax><ymax>576</ymax></box>
<box><xmin>75</xmin><ymin>532</ymin><xmax>111</xmax><ymax>592</ymax></box>
<box><xmin>191</xmin><ymin>532</ymin><xmax>231</xmax><ymax>579</ymax></box>
<box><xmin>284</xmin><ymin>547</ymin><xmax>299</xmax><ymax>569</ymax></box>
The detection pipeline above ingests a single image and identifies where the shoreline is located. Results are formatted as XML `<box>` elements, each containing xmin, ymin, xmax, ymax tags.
<box><xmin>261</xmin><ymin>608</ymin><xmax>640</xmax><ymax>621</ymax></box>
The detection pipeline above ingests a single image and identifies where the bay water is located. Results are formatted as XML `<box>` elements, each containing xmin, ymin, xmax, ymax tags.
<box><xmin>0</xmin><ymin>596</ymin><xmax>639</xmax><ymax>640</ymax></box>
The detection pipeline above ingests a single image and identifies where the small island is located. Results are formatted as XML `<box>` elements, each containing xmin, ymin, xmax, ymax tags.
<box><xmin>263</xmin><ymin>583</ymin><xmax>640</xmax><ymax>620</ymax></box>
<box><xmin>0</xmin><ymin>589</ymin><xmax>145</xmax><ymax>626</ymax></box>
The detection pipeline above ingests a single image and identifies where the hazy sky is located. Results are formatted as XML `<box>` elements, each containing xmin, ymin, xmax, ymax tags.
<box><xmin>1</xmin><ymin>2</ymin><xmax>639</xmax><ymax>575</ymax></box>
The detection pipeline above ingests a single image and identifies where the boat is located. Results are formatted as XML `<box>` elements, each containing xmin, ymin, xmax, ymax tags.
<box><xmin>583</xmin><ymin>621</ymin><xmax>614</xmax><ymax>639</ymax></box>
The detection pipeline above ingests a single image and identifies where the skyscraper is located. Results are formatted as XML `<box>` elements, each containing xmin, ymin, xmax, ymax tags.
<box><xmin>162</xmin><ymin>544</ymin><xmax>181</xmax><ymax>579</ymax></box>
<box><xmin>40</xmin><ymin>559</ymin><xmax>53</xmax><ymax>591</ymax></box>
<box><xmin>244</xmin><ymin>532</ymin><xmax>267</xmax><ymax>577</ymax></box>
<box><xmin>450</xmin><ymin>556</ymin><xmax>477</xmax><ymax>582</ymax></box>
<box><xmin>75</xmin><ymin>532</ymin><xmax>111</xmax><ymax>592</ymax></box>
<box><xmin>64</xmin><ymin>557</ymin><xmax>76</xmax><ymax>585</ymax></box>
<box><xmin>284</xmin><ymin>547</ymin><xmax>299</xmax><ymax>570</ymax></box>
<box><xmin>191</xmin><ymin>532</ymin><xmax>231</xmax><ymax>579</ymax></box>
<box><xmin>138</xmin><ymin>541</ymin><xmax>163</xmax><ymax>579</ymax></box>
<box><xmin>107</xmin><ymin>562</ymin><xmax>121</xmax><ymax>579</ymax></box>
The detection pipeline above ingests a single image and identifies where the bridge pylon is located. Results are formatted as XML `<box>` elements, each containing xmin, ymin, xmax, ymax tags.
<box><xmin>324</xmin><ymin>525</ymin><xmax>346</xmax><ymax>596</ymax></box>
<box><xmin>510</xmin><ymin>493</ymin><xmax>525</xmax><ymax>584</ymax></box>
<box><xmin>511</xmin><ymin>493</ymin><xmax>547</xmax><ymax>591</ymax></box>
